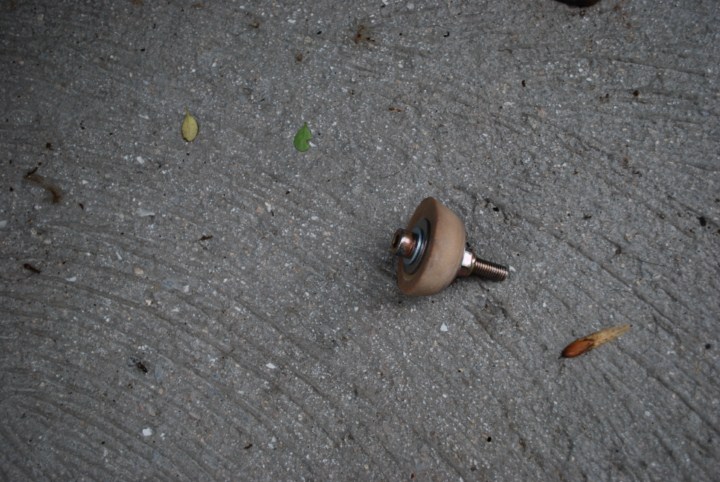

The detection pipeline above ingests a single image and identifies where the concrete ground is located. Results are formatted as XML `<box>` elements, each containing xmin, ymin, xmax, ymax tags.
<box><xmin>1</xmin><ymin>0</ymin><xmax>719</xmax><ymax>480</ymax></box>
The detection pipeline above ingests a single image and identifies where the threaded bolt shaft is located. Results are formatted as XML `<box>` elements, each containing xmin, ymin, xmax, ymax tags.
<box><xmin>457</xmin><ymin>250</ymin><xmax>509</xmax><ymax>281</ymax></box>
<box><xmin>393</xmin><ymin>227</ymin><xmax>509</xmax><ymax>283</ymax></box>
<box><xmin>470</xmin><ymin>257</ymin><xmax>509</xmax><ymax>281</ymax></box>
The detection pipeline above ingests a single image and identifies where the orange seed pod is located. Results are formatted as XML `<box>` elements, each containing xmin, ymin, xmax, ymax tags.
<box><xmin>561</xmin><ymin>324</ymin><xmax>631</xmax><ymax>358</ymax></box>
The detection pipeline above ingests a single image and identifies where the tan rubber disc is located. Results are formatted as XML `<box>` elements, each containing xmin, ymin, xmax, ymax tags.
<box><xmin>397</xmin><ymin>197</ymin><xmax>466</xmax><ymax>296</ymax></box>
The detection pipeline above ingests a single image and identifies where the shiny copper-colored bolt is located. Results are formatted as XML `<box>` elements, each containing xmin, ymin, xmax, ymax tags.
<box><xmin>457</xmin><ymin>249</ymin><xmax>509</xmax><ymax>281</ymax></box>
<box><xmin>391</xmin><ymin>197</ymin><xmax>509</xmax><ymax>296</ymax></box>
<box><xmin>391</xmin><ymin>229</ymin><xmax>418</xmax><ymax>259</ymax></box>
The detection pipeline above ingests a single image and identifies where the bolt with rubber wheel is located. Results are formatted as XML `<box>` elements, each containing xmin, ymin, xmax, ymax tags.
<box><xmin>391</xmin><ymin>197</ymin><xmax>509</xmax><ymax>296</ymax></box>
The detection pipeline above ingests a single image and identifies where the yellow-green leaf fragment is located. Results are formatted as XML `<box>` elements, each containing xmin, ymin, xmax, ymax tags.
<box><xmin>181</xmin><ymin>109</ymin><xmax>199</xmax><ymax>142</ymax></box>
<box><xmin>293</xmin><ymin>123</ymin><xmax>312</xmax><ymax>152</ymax></box>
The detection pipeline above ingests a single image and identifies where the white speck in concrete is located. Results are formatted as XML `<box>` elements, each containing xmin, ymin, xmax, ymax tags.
<box><xmin>266</xmin><ymin>362</ymin><xmax>277</xmax><ymax>370</ymax></box>
<box><xmin>268</xmin><ymin>436</ymin><xmax>277</xmax><ymax>449</ymax></box>
<box><xmin>65</xmin><ymin>276</ymin><xmax>77</xmax><ymax>282</ymax></box>
<box><xmin>142</xmin><ymin>427</ymin><xmax>153</xmax><ymax>437</ymax></box>
<box><xmin>133</xmin><ymin>267</ymin><xmax>144</xmax><ymax>276</ymax></box>
<box><xmin>136</xmin><ymin>156</ymin><xmax>145</xmax><ymax>165</ymax></box>
<box><xmin>440</xmin><ymin>323</ymin><xmax>448</xmax><ymax>332</ymax></box>
<box><xmin>136</xmin><ymin>208</ymin><xmax>155</xmax><ymax>217</ymax></box>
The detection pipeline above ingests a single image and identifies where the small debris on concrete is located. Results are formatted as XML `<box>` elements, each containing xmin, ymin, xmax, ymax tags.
<box><xmin>181</xmin><ymin>109</ymin><xmax>199</xmax><ymax>142</ymax></box>
<box><xmin>293</xmin><ymin>123</ymin><xmax>312</xmax><ymax>152</ymax></box>
<box><xmin>24</xmin><ymin>167</ymin><xmax>63</xmax><ymax>204</ymax></box>
<box><xmin>136</xmin><ymin>208</ymin><xmax>155</xmax><ymax>217</ymax></box>
<box><xmin>23</xmin><ymin>263</ymin><xmax>42</xmax><ymax>274</ymax></box>
<box><xmin>561</xmin><ymin>324</ymin><xmax>631</xmax><ymax>358</ymax></box>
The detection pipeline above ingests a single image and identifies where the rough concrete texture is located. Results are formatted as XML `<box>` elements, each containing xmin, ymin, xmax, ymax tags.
<box><xmin>1</xmin><ymin>0</ymin><xmax>719</xmax><ymax>480</ymax></box>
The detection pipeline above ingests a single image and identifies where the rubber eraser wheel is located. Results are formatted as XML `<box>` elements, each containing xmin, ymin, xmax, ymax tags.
<box><xmin>397</xmin><ymin>197</ymin><xmax>466</xmax><ymax>296</ymax></box>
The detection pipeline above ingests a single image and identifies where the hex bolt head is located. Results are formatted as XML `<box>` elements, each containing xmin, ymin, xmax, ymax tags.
<box><xmin>457</xmin><ymin>250</ymin><xmax>509</xmax><ymax>281</ymax></box>
<box><xmin>391</xmin><ymin>229</ymin><xmax>417</xmax><ymax>258</ymax></box>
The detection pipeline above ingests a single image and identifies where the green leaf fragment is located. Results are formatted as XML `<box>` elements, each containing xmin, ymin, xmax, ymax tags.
<box><xmin>293</xmin><ymin>123</ymin><xmax>312</xmax><ymax>152</ymax></box>
<box><xmin>181</xmin><ymin>109</ymin><xmax>199</xmax><ymax>142</ymax></box>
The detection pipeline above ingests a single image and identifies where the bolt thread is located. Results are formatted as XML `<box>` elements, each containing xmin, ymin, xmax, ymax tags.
<box><xmin>472</xmin><ymin>258</ymin><xmax>509</xmax><ymax>281</ymax></box>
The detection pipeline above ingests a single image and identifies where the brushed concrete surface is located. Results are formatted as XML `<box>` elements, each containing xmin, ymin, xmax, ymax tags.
<box><xmin>1</xmin><ymin>0</ymin><xmax>719</xmax><ymax>480</ymax></box>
